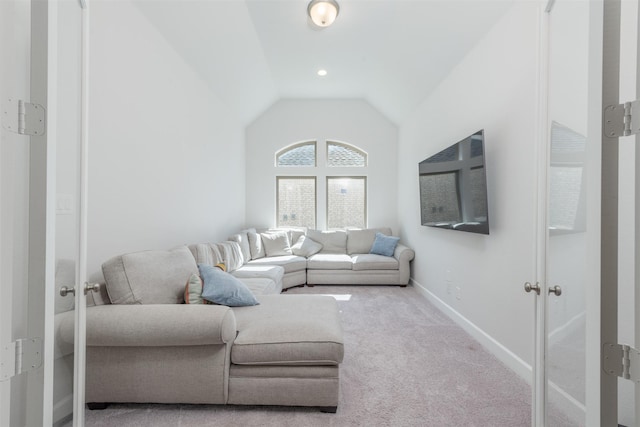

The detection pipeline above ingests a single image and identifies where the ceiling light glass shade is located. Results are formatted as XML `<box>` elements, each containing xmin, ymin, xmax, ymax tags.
<box><xmin>308</xmin><ymin>0</ymin><xmax>339</xmax><ymax>28</ymax></box>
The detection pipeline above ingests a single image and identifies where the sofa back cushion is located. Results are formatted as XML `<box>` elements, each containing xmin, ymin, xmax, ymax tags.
<box><xmin>102</xmin><ymin>246</ymin><xmax>198</xmax><ymax>305</ymax></box>
<box><xmin>228</xmin><ymin>228</ymin><xmax>255</xmax><ymax>263</ymax></box>
<box><xmin>306</xmin><ymin>229</ymin><xmax>347</xmax><ymax>254</ymax></box>
<box><xmin>247</xmin><ymin>230</ymin><xmax>266</xmax><ymax>260</ymax></box>
<box><xmin>188</xmin><ymin>243</ymin><xmax>224</xmax><ymax>266</ymax></box>
<box><xmin>347</xmin><ymin>227</ymin><xmax>392</xmax><ymax>255</ymax></box>
<box><xmin>217</xmin><ymin>241</ymin><xmax>245</xmax><ymax>272</ymax></box>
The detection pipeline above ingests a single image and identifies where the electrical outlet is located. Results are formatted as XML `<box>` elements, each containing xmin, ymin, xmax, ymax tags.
<box><xmin>446</xmin><ymin>282</ymin><xmax>452</xmax><ymax>294</ymax></box>
<box><xmin>445</xmin><ymin>270</ymin><xmax>452</xmax><ymax>282</ymax></box>
<box><xmin>455</xmin><ymin>286</ymin><xmax>461</xmax><ymax>300</ymax></box>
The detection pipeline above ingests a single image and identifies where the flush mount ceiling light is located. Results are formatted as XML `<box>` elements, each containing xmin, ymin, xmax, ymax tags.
<box><xmin>307</xmin><ymin>0</ymin><xmax>340</xmax><ymax>28</ymax></box>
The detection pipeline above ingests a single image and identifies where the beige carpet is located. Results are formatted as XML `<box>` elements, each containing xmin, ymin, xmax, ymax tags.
<box><xmin>80</xmin><ymin>285</ymin><xmax>540</xmax><ymax>427</ymax></box>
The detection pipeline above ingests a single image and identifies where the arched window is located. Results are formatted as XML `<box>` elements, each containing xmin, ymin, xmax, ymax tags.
<box><xmin>276</xmin><ymin>141</ymin><xmax>316</xmax><ymax>167</ymax></box>
<box><xmin>327</xmin><ymin>141</ymin><xmax>367</xmax><ymax>167</ymax></box>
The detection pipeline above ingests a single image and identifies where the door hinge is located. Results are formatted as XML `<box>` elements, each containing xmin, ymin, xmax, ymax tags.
<box><xmin>603</xmin><ymin>342</ymin><xmax>640</xmax><ymax>382</ymax></box>
<box><xmin>0</xmin><ymin>338</ymin><xmax>43</xmax><ymax>382</ymax></box>
<box><xmin>604</xmin><ymin>100</ymin><xmax>640</xmax><ymax>138</ymax></box>
<box><xmin>2</xmin><ymin>98</ymin><xmax>46</xmax><ymax>136</ymax></box>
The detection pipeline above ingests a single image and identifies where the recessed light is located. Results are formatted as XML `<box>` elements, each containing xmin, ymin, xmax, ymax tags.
<box><xmin>317</xmin><ymin>69</ymin><xmax>328</xmax><ymax>77</ymax></box>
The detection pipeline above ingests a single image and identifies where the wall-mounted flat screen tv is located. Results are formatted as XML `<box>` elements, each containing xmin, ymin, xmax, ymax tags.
<box><xmin>418</xmin><ymin>129</ymin><xmax>490</xmax><ymax>235</ymax></box>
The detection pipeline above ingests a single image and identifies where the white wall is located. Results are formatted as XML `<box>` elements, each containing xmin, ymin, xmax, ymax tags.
<box><xmin>87</xmin><ymin>0</ymin><xmax>246</xmax><ymax>277</ymax></box>
<box><xmin>245</xmin><ymin>99</ymin><xmax>398</xmax><ymax>232</ymax></box>
<box><xmin>397</xmin><ymin>3</ymin><xmax>539</xmax><ymax>369</ymax></box>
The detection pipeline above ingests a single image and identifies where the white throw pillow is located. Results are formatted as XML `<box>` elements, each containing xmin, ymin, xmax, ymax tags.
<box><xmin>248</xmin><ymin>231</ymin><xmax>265</xmax><ymax>259</ymax></box>
<box><xmin>291</xmin><ymin>235</ymin><xmax>323</xmax><ymax>257</ymax></box>
<box><xmin>260</xmin><ymin>231</ymin><xmax>292</xmax><ymax>257</ymax></box>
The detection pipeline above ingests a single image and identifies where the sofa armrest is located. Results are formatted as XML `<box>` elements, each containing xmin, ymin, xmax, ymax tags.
<box><xmin>393</xmin><ymin>243</ymin><xmax>415</xmax><ymax>285</ymax></box>
<box><xmin>393</xmin><ymin>243</ymin><xmax>415</xmax><ymax>263</ymax></box>
<box><xmin>70</xmin><ymin>304</ymin><xmax>237</xmax><ymax>347</ymax></box>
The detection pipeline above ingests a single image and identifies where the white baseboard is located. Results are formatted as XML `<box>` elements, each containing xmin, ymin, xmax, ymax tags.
<box><xmin>410</xmin><ymin>278</ymin><xmax>533</xmax><ymax>385</ymax></box>
<box><xmin>411</xmin><ymin>278</ymin><xmax>586</xmax><ymax>422</ymax></box>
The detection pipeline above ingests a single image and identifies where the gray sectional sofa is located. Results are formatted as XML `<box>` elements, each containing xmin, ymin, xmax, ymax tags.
<box><xmin>57</xmin><ymin>227</ymin><xmax>413</xmax><ymax>412</ymax></box>
<box><xmin>226</xmin><ymin>227</ymin><xmax>415</xmax><ymax>289</ymax></box>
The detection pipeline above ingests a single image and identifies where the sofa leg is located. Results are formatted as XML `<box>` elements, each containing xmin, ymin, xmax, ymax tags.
<box><xmin>319</xmin><ymin>406</ymin><xmax>337</xmax><ymax>413</ymax></box>
<box><xmin>306</xmin><ymin>284</ymin><xmax>315</xmax><ymax>287</ymax></box>
<box><xmin>399</xmin><ymin>285</ymin><xmax>407</xmax><ymax>288</ymax></box>
<box><xmin>87</xmin><ymin>402</ymin><xmax>109</xmax><ymax>410</ymax></box>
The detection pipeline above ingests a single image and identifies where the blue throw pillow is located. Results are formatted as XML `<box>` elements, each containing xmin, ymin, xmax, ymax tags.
<box><xmin>198</xmin><ymin>264</ymin><xmax>259</xmax><ymax>307</ymax></box>
<box><xmin>369</xmin><ymin>232</ymin><xmax>400</xmax><ymax>257</ymax></box>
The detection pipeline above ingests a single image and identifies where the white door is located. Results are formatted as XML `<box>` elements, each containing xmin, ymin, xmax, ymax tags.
<box><xmin>527</xmin><ymin>0</ymin><xmax>596</xmax><ymax>425</ymax></box>
<box><xmin>0</xmin><ymin>0</ymin><xmax>89</xmax><ymax>426</ymax></box>
<box><xmin>54</xmin><ymin>0</ymin><xmax>90</xmax><ymax>426</ymax></box>
<box><xmin>0</xmin><ymin>1</ymin><xmax>36</xmax><ymax>426</ymax></box>
<box><xmin>544</xmin><ymin>0</ymin><xmax>590</xmax><ymax>425</ymax></box>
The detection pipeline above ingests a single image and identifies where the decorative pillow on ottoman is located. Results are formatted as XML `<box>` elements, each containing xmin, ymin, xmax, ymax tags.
<box><xmin>198</xmin><ymin>264</ymin><xmax>259</xmax><ymax>307</ymax></box>
<box><xmin>369</xmin><ymin>232</ymin><xmax>400</xmax><ymax>257</ymax></box>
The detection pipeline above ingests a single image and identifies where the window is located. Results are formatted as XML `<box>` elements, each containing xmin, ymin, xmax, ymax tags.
<box><xmin>327</xmin><ymin>177</ymin><xmax>366</xmax><ymax>229</ymax></box>
<box><xmin>327</xmin><ymin>141</ymin><xmax>367</xmax><ymax>167</ymax></box>
<box><xmin>276</xmin><ymin>140</ymin><xmax>368</xmax><ymax>229</ymax></box>
<box><xmin>276</xmin><ymin>177</ymin><xmax>316</xmax><ymax>228</ymax></box>
<box><xmin>276</xmin><ymin>141</ymin><xmax>316</xmax><ymax>167</ymax></box>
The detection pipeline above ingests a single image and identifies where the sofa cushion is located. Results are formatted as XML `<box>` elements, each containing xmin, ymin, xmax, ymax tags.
<box><xmin>217</xmin><ymin>241</ymin><xmax>245</xmax><ymax>272</ymax></box>
<box><xmin>232</xmin><ymin>265</ymin><xmax>285</xmax><ymax>289</ymax></box>
<box><xmin>306</xmin><ymin>229</ymin><xmax>347</xmax><ymax>254</ymax></box>
<box><xmin>231</xmin><ymin>295</ymin><xmax>344</xmax><ymax>366</ymax></box>
<box><xmin>246</xmin><ymin>255</ymin><xmax>307</xmax><ymax>274</ymax></box>
<box><xmin>346</xmin><ymin>228</ymin><xmax>392</xmax><ymax>255</ymax></box>
<box><xmin>267</xmin><ymin>228</ymin><xmax>306</xmax><ymax>247</ymax></box>
<box><xmin>247</xmin><ymin>231</ymin><xmax>266</xmax><ymax>260</ymax></box>
<box><xmin>260</xmin><ymin>231</ymin><xmax>292</xmax><ymax>257</ymax></box>
<box><xmin>370</xmin><ymin>232</ymin><xmax>400</xmax><ymax>257</ymax></box>
<box><xmin>199</xmin><ymin>264</ymin><xmax>259</xmax><ymax>307</ymax></box>
<box><xmin>102</xmin><ymin>246</ymin><xmax>198</xmax><ymax>305</ymax></box>
<box><xmin>188</xmin><ymin>243</ymin><xmax>223</xmax><ymax>267</ymax></box>
<box><xmin>306</xmin><ymin>253</ymin><xmax>353</xmax><ymax>270</ymax></box>
<box><xmin>291</xmin><ymin>235</ymin><xmax>323</xmax><ymax>257</ymax></box>
<box><xmin>228</xmin><ymin>229</ymin><xmax>254</xmax><ymax>263</ymax></box>
<box><xmin>287</xmin><ymin>228</ymin><xmax>306</xmax><ymax>246</ymax></box>
<box><xmin>238</xmin><ymin>277</ymin><xmax>280</xmax><ymax>295</ymax></box>
<box><xmin>351</xmin><ymin>254</ymin><xmax>399</xmax><ymax>271</ymax></box>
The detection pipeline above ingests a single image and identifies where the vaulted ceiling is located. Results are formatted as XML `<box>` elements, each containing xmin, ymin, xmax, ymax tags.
<box><xmin>134</xmin><ymin>0</ymin><xmax>512</xmax><ymax>126</ymax></box>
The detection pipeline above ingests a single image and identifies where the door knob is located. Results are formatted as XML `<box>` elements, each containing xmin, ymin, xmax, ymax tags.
<box><xmin>548</xmin><ymin>285</ymin><xmax>562</xmax><ymax>296</ymax></box>
<box><xmin>59</xmin><ymin>286</ymin><xmax>76</xmax><ymax>297</ymax></box>
<box><xmin>524</xmin><ymin>282</ymin><xmax>540</xmax><ymax>295</ymax></box>
<box><xmin>84</xmin><ymin>282</ymin><xmax>100</xmax><ymax>295</ymax></box>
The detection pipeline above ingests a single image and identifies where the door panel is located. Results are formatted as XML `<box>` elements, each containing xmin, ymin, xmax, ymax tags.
<box><xmin>545</xmin><ymin>0</ymin><xmax>590</xmax><ymax>424</ymax></box>
<box><xmin>1</xmin><ymin>1</ymin><xmax>87</xmax><ymax>426</ymax></box>
<box><xmin>54</xmin><ymin>1</ymin><xmax>85</xmax><ymax>425</ymax></box>
<box><xmin>0</xmin><ymin>1</ymin><xmax>32</xmax><ymax>426</ymax></box>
